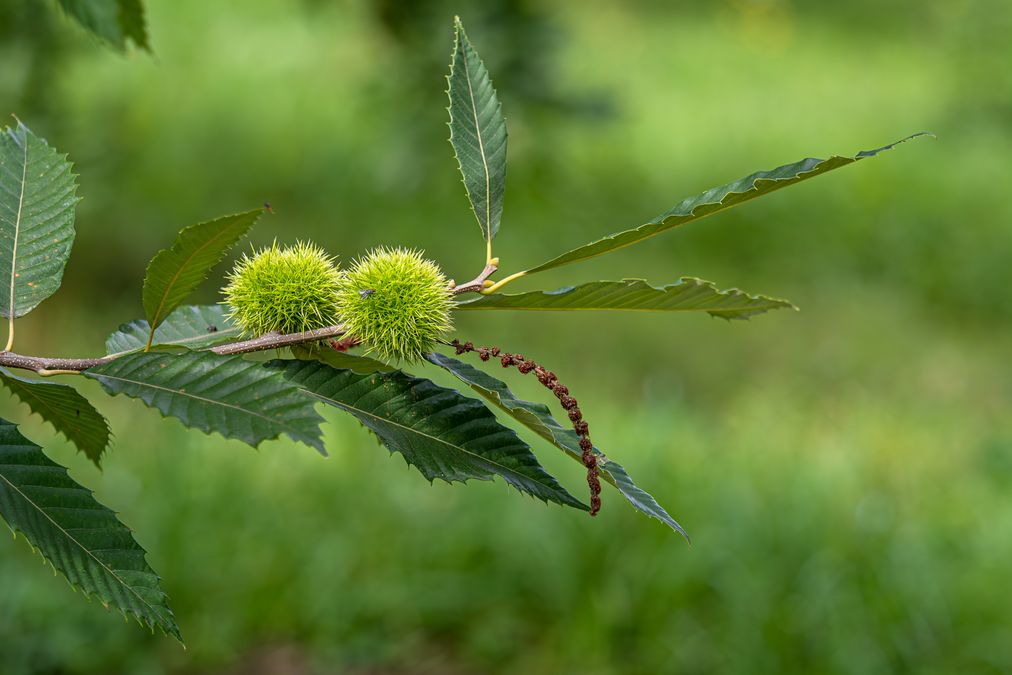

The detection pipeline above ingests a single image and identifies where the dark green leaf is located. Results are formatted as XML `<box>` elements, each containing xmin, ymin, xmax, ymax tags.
<box><xmin>85</xmin><ymin>351</ymin><xmax>325</xmax><ymax>454</ymax></box>
<box><xmin>272</xmin><ymin>359</ymin><xmax>586</xmax><ymax>510</ymax></box>
<box><xmin>0</xmin><ymin>368</ymin><xmax>110</xmax><ymax>467</ymax></box>
<box><xmin>426</xmin><ymin>352</ymin><xmax>688</xmax><ymax>540</ymax></box>
<box><xmin>55</xmin><ymin>0</ymin><xmax>150</xmax><ymax>51</ymax></box>
<box><xmin>456</xmin><ymin>277</ymin><xmax>796</xmax><ymax>320</ymax></box>
<box><xmin>116</xmin><ymin>0</ymin><xmax>150</xmax><ymax>50</ymax></box>
<box><xmin>0</xmin><ymin>121</ymin><xmax>79</xmax><ymax>335</ymax></box>
<box><xmin>447</xmin><ymin>17</ymin><xmax>508</xmax><ymax>244</ymax></box>
<box><xmin>290</xmin><ymin>344</ymin><xmax>394</xmax><ymax>374</ymax></box>
<box><xmin>106</xmin><ymin>304</ymin><xmax>238</xmax><ymax>356</ymax></box>
<box><xmin>0</xmin><ymin>418</ymin><xmax>179</xmax><ymax>639</ymax></box>
<box><xmin>141</xmin><ymin>209</ymin><xmax>262</xmax><ymax>350</ymax></box>
<box><xmin>523</xmin><ymin>134</ymin><xmax>932</xmax><ymax>275</ymax></box>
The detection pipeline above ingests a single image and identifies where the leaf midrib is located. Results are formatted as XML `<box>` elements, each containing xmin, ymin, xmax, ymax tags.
<box><xmin>7</xmin><ymin>131</ymin><xmax>28</xmax><ymax>324</ymax></box>
<box><xmin>461</xmin><ymin>39</ymin><xmax>492</xmax><ymax>239</ymax></box>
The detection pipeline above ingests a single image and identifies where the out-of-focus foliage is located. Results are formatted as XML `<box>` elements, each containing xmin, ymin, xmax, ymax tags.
<box><xmin>1</xmin><ymin>0</ymin><xmax>1010</xmax><ymax>673</ymax></box>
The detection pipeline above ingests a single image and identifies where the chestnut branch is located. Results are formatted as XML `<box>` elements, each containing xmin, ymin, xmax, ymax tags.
<box><xmin>450</xmin><ymin>260</ymin><xmax>498</xmax><ymax>296</ymax></box>
<box><xmin>0</xmin><ymin>323</ymin><xmax>348</xmax><ymax>376</ymax></box>
<box><xmin>0</xmin><ymin>258</ymin><xmax>501</xmax><ymax>376</ymax></box>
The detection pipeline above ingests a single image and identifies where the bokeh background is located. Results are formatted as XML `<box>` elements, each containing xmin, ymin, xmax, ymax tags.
<box><xmin>2</xmin><ymin>1</ymin><xmax>1011</xmax><ymax>673</ymax></box>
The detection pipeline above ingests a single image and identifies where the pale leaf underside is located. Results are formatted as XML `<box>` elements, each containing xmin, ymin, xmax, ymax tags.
<box><xmin>106</xmin><ymin>304</ymin><xmax>238</xmax><ymax>356</ymax></box>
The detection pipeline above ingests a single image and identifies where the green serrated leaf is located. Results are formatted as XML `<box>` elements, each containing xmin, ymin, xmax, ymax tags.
<box><xmin>0</xmin><ymin>121</ymin><xmax>79</xmax><ymax>347</ymax></box>
<box><xmin>0</xmin><ymin>368</ymin><xmax>110</xmax><ymax>467</ymax></box>
<box><xmin>456</xmin><ymin>277</ymin><xmax>796</xmax><ymax>320</ymax></box>
<box><xmin>0</xmin><ymin>418</ymin><xmax>180</xmax><ymax>639</ymax></box>
<box><xmin>521</xmin><ymin>134</ymin><xmax>932</xmax><ymax>276</ymax></box>
<box><xmin>447</xmin><ymin>17</ymin><xmax>508</xmax><ymax>245</ymax></box>
<box><xmin>55</xmin><ymin>0</ymin><xmax>150</xmax><ymax>52</ymax></box>
<box><xmin>141</xmin><ymin>209</ymin><xmax>262</xmax><ymax>350</ymax></box>
<box><xmin>85</xmin><ymin>351</ymin><xmax>326</xmax><ymax>454</ymax></box>
<box><xmin>426</xmin><ymin>352</ymin><xmax>688</xmax><ymax>540</ymax></box>
<box><xmin>272</xmin><ymin>358</ymin><xmax>587</xmax><ymax>510</ymax></box>
<box><xmin>290</xmin><ymin>344</ymin><xmax>394</xmax><ymax>374</ymax></box>
<box><xmin>106</xmin><ymin>304</ymin><xmax>238</xmax><ymax>356</ymax></box>
<box><xmin>116</xmin><ymin>0</ymin><xmax>150</xmax><ymax>50</ymax></box>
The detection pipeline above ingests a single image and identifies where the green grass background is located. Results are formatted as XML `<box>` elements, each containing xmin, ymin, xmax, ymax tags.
<box><xmin>1</xmin><ymin>1</ymin><xmax>1011</xmax><ymax>673</ymax></box>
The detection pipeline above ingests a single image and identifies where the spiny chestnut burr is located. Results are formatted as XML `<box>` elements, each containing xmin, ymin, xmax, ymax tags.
<box><xmin>336</xmin><ymin>247</ymin><xmax>453</xmax><ymax>362</ymax></box>
<box><xmin>223</xmin><ymin>241</ymin><xmax>342</xmax><ymax>337</ymax></box>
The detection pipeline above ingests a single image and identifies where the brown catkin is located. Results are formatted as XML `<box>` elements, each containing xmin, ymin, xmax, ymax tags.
<box><xmin>448</xmin><ymin>339</ymin><xmax>602</xmax><ymax>516</ymax></box>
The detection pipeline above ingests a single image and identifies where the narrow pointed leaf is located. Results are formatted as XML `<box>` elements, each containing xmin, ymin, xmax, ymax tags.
<box><xmin>55</xmin><ymin>0</ymin><xmax>150</xmax><ymax>51</ymax></box>
<box><xmin>85</xmin><ymin>351</ymin><xmax>325</xmax><ymax>454</ymax></box>
<box><xmin>0</xmin><ymin>419</ymin><xmax>180</xmax><ymax>639</ymax></box>
<box><xmin>272</xmin><ymin>358</ymin><xmax>587</xmax><ymax>510</ymax></box>
<box><xmin>0</xmin><ymin>368</ymin><xmax>110</xmax><ymax>467</ymax></box>
<box><xmin>106</xmin><ymin>304</ymin><xmax>237</xmax><ymax>356</ymax></box>
<box><xmin>141</xmin><ymin>209</ymin><xmax>262</xmax><ymax>347</ymax></box>
<box><xmin>447</xmin><ymin>17</ymin><xmax>508</xmax><ymax>243</ymax></box>
<box><xmin>426</xmin><ymin>352</ymin><xmax>688</xmax><ymax>540</ymax></box>
<box><xmin>0</xmin><ymin>121</ymin><xmax>79</xmax><ymax>322</ymax></box>
<box><xmin>523</xmin><ymin>134</ymin><xmax>931</xmax><ymax>275</ymax></box>
<box><xmin>456</xmin><ymin>277</ymin><xmax>796</xmax><ymax>320</ymax></box>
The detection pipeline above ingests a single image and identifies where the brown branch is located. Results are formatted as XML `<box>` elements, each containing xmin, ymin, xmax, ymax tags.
<box><xmin>210</xmin><ymin>324</ymin><xmax>346</xmax><ymax>355</ymax></box>
<box><xmin>0</xmin><ymin>258</ymin><xmax>496</xmax><ymax>376</ymax></box>
<box><xmin>0</xmin><ymin>323</ymin><xmax>348</xmax><ymax>375</ymax></box>
<box><xmin>450</xmin><ymin>262</ymin><xmax>498</xmax><ymax>296</ymax></box>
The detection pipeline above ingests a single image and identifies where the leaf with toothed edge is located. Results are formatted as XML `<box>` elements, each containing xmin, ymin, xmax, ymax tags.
<box><xmin>55</xmin><ymin>0</ymin><xmax>150</xmax><ymax>52</ymax></box>
<box><xmin>0</xmin><ymin>368</ymin><xmax>111</xmax><ymax>467</ymax></box>
<box><xmin>0</xmin><ymin>121</ymin><xmax>79</xmax><ymax>325</ymax></box>
<box><xmin>522</xmin><ymin>134</ymin><xmax>932</xmax><ymax>276</ymax></box>
<box><xmin>447</xmin><ymin>17</ymin><xmax>508</xmax><ymax>243</ymax></box>
<box><xmin>290</xmin><ymin>344</ymin><xmax>394</xmax><ymax>374</ymax></box>
<box><xmin>85</xmin><ymin>351</ymin><xmax>326</xmax><ymax>454</ymax></box>
<box><xmin>271</xmin><ymin>358</ymin><xmax>588</xmax><ymax>510</ymax></box>
<box><xmin>105</xmin><ymin>304</ymin><xmax>238</xmax><ymax>356</ymax></box>
<box><xmin>0</xmin><ymin>418</ymin><xmax>180</xmax><ymax>640</ymax></box>
<box><xmin>141</xmin><ymin>209</ymin><xmax>262</xmax><ymax>348</ymax></box>
<box><xmin>426</xmin><ymin>352</ymin><xmax>689</xmax><ymax>540</ymax></box>
<box><xmin>455</xmin><ymin>277</ymin><xmax>796</xmax><ymax>320</ymax></box>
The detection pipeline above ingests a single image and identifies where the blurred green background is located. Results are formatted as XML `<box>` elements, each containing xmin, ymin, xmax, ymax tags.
<box><xmin>2</xmin><ymin>0</ymin><xmax>1011</xmax><ymax>673</ymax></box>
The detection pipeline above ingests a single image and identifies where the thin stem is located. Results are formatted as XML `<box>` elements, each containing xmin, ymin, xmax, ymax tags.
<box><xmin>483</xmin><ymin>269</ymin><xmax>526</xmax><ymax>295</ymax></box>
<box><xmin>4</xmin><ymin>318</ymin><xmax>12</xmax><ymax>353</ymax></box>
<box><xmin>0</xmin><ymin>323</ymin><xmax>348</xmax><ymax>376</ymax></box>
